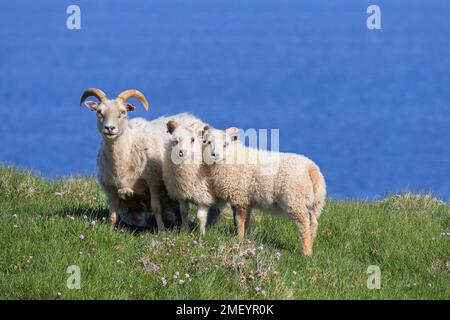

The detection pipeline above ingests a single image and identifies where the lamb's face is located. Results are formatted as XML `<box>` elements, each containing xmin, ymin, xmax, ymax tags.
<box><xmin>167</xmin><ymin>120</ymin><xmax>203</xmax><ymax>164</ymax></box>
<box><xmin>203</xmin><ymin>127</ymin><xmax>239</xmax><ymax>164</ymax></box>
<box><xmin>85</xmin><ymin>99</ymin><xmax>135</xmax><ymax>141</ymax></box>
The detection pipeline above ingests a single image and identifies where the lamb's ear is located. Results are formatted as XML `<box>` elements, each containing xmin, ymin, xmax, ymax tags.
<box><xmin>84</xmin><ymin>101</ymin><xmax>99</xmax><ymax>111</ymax></box>
<box><xmin>167</xmin><ymin>120</ymin><xmax>180</xmax><ymax>134</ymax></box>
<box><xmin>226</xmin><ymin>127</ymin><xmax>240</xmax><ymax>141</ymax></box>
<box><xmin>124</xmin><ymin>103</ymin><xmax>136</xmax><ymax>112</ymax></box>
<box><xmin>201</xmin><ymin>124</ymin><xmax>214</xmax><ymax>139</ymax></box>
<box><xmin>203</xmin><ymin>125</ymin><xmax>214</xmax><ymax>135</ymax></box>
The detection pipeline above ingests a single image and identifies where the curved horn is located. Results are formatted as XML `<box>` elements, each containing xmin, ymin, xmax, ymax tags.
<box><xmin>80</xmin><ymin>88</ymin><xmax>107</xmax><ymax>106</ymax></box>
<box><xmin>116</xmin><ymin>89</ymin><xmax>149</xmax><ymax>111</ymax></box>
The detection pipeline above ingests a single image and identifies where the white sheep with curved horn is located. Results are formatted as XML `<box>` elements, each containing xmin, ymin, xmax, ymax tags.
<box><xmin>80</xmin><ymin>87</ymin><xmax>200</xmax><ymax>230</ymax></box>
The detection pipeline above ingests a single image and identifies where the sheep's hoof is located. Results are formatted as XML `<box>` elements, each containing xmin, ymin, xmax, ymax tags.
<box><xmin>118</xmin><ymin>187</ymin><xmax>135</xmax><ymax>200</ymax></box>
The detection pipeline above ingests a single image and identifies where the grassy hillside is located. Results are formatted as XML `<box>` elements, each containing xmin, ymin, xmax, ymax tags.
<box><xmin>0</xmin><ymin>166</ymin><xmax>448</xmax><ymax>299</ymax></box>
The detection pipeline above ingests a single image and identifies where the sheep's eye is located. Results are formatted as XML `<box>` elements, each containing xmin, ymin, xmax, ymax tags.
<box><xmin>208</xmin><ymin>141</ymin><xmax>211</xmax><ymax>145</ymax></box>
<box><xmin>191</xmin><ymin>137</ymin><xmax>195</xmax><ymax>144</ymax></box>
<box><xmin>172</xmin><ymin>140</ymin><xmax>179</xmax><ymax>146</ymax></box>
<box><xmin>121</xmin><ymin>111</ymin><xmax>126</xmax><ymax>116</ymax></box>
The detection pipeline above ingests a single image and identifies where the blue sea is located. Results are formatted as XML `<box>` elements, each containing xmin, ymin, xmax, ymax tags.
<box><xmin>0</xmin><ymin>0</ymin><xmax>449</xmax><ymax>200</ymax></box>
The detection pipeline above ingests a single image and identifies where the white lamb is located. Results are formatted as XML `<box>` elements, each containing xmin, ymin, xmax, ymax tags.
<box><xmin>163</xmin><ymin>120</ymin><xmax>224</xmax><ymax>235</ymax></box>
<box><xmin>80</xmin><ymin>88</ymin><xmax>199</xmax><ymax>230</ymax></box>
<box><xmin>203</xmin><ymin>126</ymin><xmax>326</xmax><ymax>256</ymax></box>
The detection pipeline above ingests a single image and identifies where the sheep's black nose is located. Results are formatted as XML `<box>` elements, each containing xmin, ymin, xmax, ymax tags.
<box><xmin>104</xmin><ymin>125</ymin><xmax>115</xmax><ymax>131</ymax></box>
<box><xmin>212</xmin><ymin>152</ymin><xmax>216</xmax><ymax>157</ymax></box>
<box><xmin>179</xmin><ymin>150</ymin><xmax>184</xmax><ymax>157</ymax></box>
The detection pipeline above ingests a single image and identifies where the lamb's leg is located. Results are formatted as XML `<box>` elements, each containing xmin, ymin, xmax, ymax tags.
<box><xmin>150</xmin><ymin>184</ymin><xmax>165</xmax><ymax>232</ymax></box>
<box><xmin>309</xmin><ymin>211</ymin><xmax>319</xmax><ymax>243</ymax></box>
<box><xmin>307</xmin><ymin>164</ymin><xmax>325</xmax><ymax>244</ymax></box>
<box><xmin>292</xmin><ymin>209</ymin><xmax>313</xmax><ymax>256</ymax></box>
<box><xmin>309</xmin><ymin>197</ymin><xmax>325</xmax><ymax>243</ymax></box>
<box><xmin>235</xmin><ymin>207</ymin><xmax>248</xmax><ymax>242</ymax></box>
<box><xmin>179</xmin><ymin>200</ymin><xmax>190</xmax><ymax>232</ymax></box>
<box><xmin>245</xmin><ymin>209</ymin><xmax>252</xmax><ymax>234</ymax></box>
<box><xmin>196</xmin><ymin>204</ymin><xmax>209</xmax><ymax>236</ymax></box>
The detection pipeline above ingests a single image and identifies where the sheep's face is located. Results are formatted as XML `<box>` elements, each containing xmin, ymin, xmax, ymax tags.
<box><xmin>203</xmin><ymin>127</ymin><xmax>239</xmax><ymax>164</ymax></box>
<box><xmin>167</xmin><ymin>120</ymin><xmax>203</xmax><ymax>164</ymax></box>
<box><xmin>85</xmin><ymin>99</ymin><xmax>136</xmax><ymax>141</ymax></box>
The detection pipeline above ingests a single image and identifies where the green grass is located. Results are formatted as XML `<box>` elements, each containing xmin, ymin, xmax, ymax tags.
<box><xmin>0</xmin><ymin>165</ymin><xmax>449</xmax><ymax>299</ymax></box>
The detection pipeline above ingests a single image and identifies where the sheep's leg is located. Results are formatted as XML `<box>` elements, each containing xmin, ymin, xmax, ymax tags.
<box><xmin>117</xmin><ymin>187</ymin><xmax>135</xmax><ymax>200</ymax></box>
<box><xmin>179</xmin><ymin>200</ymin><xmax>190</xmax><ymax>232</ymax></box>
<box><xmin>292</xmin><ymin>209</ymin><xmax>313</xmax><ymax>256</ymax></box>
<box><xmin>196</xmin><ymin>204</ymin><xmax>209</xmax><ymax>236</ymax></box>
<box><xmin>150</xmin><ymin>185</ymin><xmax>165</xmax><ymax>232</ymax></box>
<box><xmin>107</xmin><ymin>197</ymin><xmax>120</xmax><ymax>230</ymax></box>
<box><xmin>235</xmin><ymin>207</ymin><xmax>248</xmax><ymax>242</ymax></box>
<box><xmin>108</xmin><ymin>211</ymin><xmax>119</xmax><ymax>229</ymax></box>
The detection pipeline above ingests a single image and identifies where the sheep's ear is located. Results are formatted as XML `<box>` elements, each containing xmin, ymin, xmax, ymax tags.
<box><xmin>84</xmin><ymin>101</ymin><xmax>99</xmax><ymax>111</ymax></box>
<box><xmin>167</xmin><ymin>120</ymin><xmax>180</xmax><ymax>134</ymax></box>
<box><xmin>124</xmin><ymin>103</ymin><xmax>136</xmax><ymax>112</ymax></box>
<box><xmin>188</xmin><ymin>122</ymin><xmax>204</xmax><ymax>136</ymax></box>
<box><xmin>226</xmin><ymin>127</ymin><xmax>240</xmax><ymax>141</ymax></box>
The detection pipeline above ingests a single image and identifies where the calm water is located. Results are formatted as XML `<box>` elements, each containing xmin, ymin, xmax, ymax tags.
<box><xmin>0</xmin><ymin>0</ymin><xmax>449</xmax><ymax>200</ymax></box>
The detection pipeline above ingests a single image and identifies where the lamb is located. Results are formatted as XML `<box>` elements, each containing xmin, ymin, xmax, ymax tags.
<box><xmin>163</xmin><ymin>120</ymin><xmax>225</xmax><ymax>235</ymax></box>
<box><xmin>80</xmin><ymin>88</ymin><xmax>199</xmax><ymax>230</ymax></box>
<box><xmin>202</xmin><ymin>126</ymin><xmax>326</xmax><ymax>256</ymax></box>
